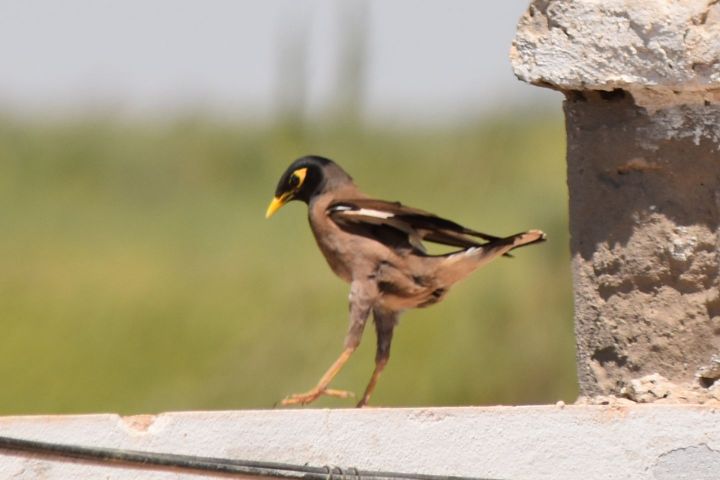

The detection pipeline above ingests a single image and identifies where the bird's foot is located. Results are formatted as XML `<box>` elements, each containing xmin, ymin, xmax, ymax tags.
<box><xmin>280</xmin><ymin>387</ymin><xmax>355</xmax><ymax>406</ymax></box>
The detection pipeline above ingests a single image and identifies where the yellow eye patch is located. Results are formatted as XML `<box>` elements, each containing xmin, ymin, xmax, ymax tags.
<box><xmin>291</xmin><ymin>167</ymin><xmax>307</xmax><ymax>188</ymax></box>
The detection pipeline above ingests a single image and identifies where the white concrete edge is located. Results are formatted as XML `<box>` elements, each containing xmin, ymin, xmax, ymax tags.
<box><xmin>0</xmin><ymin>404</ymin><xmax>718</xmax><ymax>479</ymax></box>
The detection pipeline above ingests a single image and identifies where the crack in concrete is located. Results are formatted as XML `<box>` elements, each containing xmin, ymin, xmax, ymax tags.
<box><xmin>653</xmin><ymin>443</ymin><xmax>720</xmax><ymax>480</ymax></box>
<box><xmin>693</xmin><ymin>0</ymin><xmax>720</xmax><ymax>26</ymax></box>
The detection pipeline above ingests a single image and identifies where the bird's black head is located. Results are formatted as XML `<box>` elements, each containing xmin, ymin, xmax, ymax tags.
<box><xmin>265</xmin><ymin>155</ymin><xmax>351</xmax><ymax>218</ymax></box>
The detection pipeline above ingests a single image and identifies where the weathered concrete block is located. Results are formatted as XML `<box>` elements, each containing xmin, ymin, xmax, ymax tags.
<box><xmin>511</xmin><ymin>0</ymin><xmax>720</xmax><ymax>396</ymax></box>
<box><xmin>511</xmin><ymin>0</ymin><xmax>720</xmax><ymax>97</ymax></box>
<box><xmin>0</xmin><ymin>406</ymin><xmax>719</xmax><ymax>480</ymax></box>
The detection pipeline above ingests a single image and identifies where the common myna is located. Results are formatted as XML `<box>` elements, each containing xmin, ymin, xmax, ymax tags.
<box><xmin>266</xmin><ymin>155</ymin><xmax>545</xmax><ymax>407</ymax></box>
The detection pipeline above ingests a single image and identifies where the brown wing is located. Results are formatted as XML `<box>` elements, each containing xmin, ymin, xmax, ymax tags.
<box><xmin>327</xmin><ymin>198</ymin><xmax>502</xmax><ymax>254</ymax></box>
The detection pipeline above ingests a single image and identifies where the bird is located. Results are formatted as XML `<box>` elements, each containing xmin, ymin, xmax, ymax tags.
<box><xmin>266</xmin><ymin>155</ymin><xmax>546</xmax><ymax>407</ymax></box>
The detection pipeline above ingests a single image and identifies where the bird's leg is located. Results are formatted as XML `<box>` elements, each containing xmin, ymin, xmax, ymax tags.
<box><xmin>280</xmin><ymin>347</ymin><xmax>357</xmax><ymax>405</ymax></box>
<box><xmin>356</xmin><ymin>358</ymin><xmax>387</xmax><ymax>408</ymax></box>
<box><xmin>357</xmin><ymin>308</ymin><xmax>397</xmax><ymax>408</ymax></box>
<box><xmin>281</xmin><ymin>281</ymin><xmax>375</xmax><ymax>407</ymax></box>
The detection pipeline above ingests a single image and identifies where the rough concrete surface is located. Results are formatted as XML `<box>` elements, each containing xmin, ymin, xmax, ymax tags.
<box><xmin>0</xmin><ymin>406</ymin><xmax>719</xmax><ymax>480</ymax></box>
<box><xmin>577</xmin><ymin>373</ymin><xmax>720</xmax><ymax>405</ymax></box>
<box><xmin>565</xmin><ymin>91</ymin><xmax>720</xmax><ymax>395</ymax></box>
<box><xmin>510</xmin><ymin>0</ymin><xmax>720</xmax><ymax>104</ymax></box>
<box><xmin>512</xmin><ymin>0</ymin><xmax>720</xmax><ymax>397</ymax></box>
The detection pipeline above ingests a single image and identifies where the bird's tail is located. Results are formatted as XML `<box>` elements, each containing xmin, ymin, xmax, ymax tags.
<box><xmin>503</xmin><ymin>229</ymin><xmax>547</xmax><ymax>251</ymax></box>
<box><xmin>435</xmin><ymin>229</ymin><xmax>546</xmax><ymax>285</ymax></box>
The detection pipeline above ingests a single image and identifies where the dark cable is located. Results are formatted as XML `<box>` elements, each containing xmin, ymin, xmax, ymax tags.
<box><xmin>0</xmin><ymin>435</ymin><xmax>499</xmax><ymax>480</ymax></box>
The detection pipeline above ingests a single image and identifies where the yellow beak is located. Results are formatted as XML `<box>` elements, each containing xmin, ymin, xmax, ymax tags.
<box><xmin>265</xmin><ymin>195</ymin><xmax>289</xmax><ymax>218</ymax></box>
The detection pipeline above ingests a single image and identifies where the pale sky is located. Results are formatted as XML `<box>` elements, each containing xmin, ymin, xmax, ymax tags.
<box><xmin>0</xmin><ymin>0</ymin><xmax>559</xmax><ymax>122</ymax></box>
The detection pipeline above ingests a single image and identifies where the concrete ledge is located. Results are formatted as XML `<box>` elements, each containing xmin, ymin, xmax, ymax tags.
<box><xmin>511</xmin><ymin>0</ymin><xmax>720</xmax><ymax>92</ymax></box>
<box><xmin>0</xmin><ymin>405</ymin><xmax>718</xmax><ymax>479</ymax></box>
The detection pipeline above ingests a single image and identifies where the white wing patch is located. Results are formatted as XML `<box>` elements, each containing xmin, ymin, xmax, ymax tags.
<box><xmin>328</xmin><ymin>204</ymin><xmax>353</xmax><ymax>212</ymax></box>
<box><xmin>341</xmin><ymin>208</ymin><xmax>395</xmax><ymax>219</ymax></box>
<box><xmin>328</xmin><ymin>204</ymin><xmax>426</xmax><ymax>253</ymax></box>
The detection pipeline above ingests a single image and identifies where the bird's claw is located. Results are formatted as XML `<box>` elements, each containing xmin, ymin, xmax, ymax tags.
<box><xmin>280</xmin><ymin>387</ymin><xmax>355</xmax><ymax>406</ymax></box>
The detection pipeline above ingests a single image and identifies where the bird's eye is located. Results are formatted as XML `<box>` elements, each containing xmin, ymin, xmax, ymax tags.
<box><xmin>287</xmin><ymin>167</ymin><xmax>307</xmax><ymax>191</ymax></box>
<box><xmin>288</xmin><ymin>174</ymin><xmax>300</xmax><ymax>189</ymax></box>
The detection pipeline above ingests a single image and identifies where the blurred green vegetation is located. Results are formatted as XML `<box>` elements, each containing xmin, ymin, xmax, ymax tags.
<box><xmin>0</xmin><ymin>111</ymin><xmax>575</xmax><ymax>414</ymax></box>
